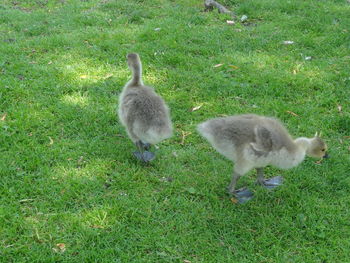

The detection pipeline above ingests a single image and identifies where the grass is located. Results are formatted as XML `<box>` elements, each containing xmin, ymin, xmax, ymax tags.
<box><xmin>1</xmin><ymin>0</ymin><xmax>350</xmax><ymax>261</ymax></box>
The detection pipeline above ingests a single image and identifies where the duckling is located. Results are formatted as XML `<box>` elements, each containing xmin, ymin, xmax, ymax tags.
<box><xmin>197</xmin><ymin>114</ymin><xmax>328</xmax><ymax>200</ymax></box>
<box><xmin>118</xmin><ymin>53</ymin><xmax>172</xmax><ymax>162</ymax></box>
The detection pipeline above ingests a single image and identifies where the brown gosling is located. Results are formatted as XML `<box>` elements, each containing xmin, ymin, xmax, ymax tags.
<box><xmin>197</xmin><ymin>114</ymin><xmax>328</xmax><ymax>196</ymax></box>
<box><xmin>118</xmin><ymin>53</ymin><xmax>172</xmax><ymax>162</ymax></box>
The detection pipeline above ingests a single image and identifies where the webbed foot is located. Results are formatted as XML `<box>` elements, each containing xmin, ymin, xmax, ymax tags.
<box><xmin>132</xmin><ymin>151</ymin><xmax>155</xmax><ymax>162</ymax></box>
<box><xmin>260</xmin><ymin>176</ymin><xmax>283</xmax><ymax>189</ymax></box>
<box><xmin>228</xmin><ymin>187</ymin><xmax>254</xmax><ymax>204</ymax></box>
<box><xmin>235</xmin><ymin>188</ymin><xmax>254</xmax><ymax>203</ymax></box>
<box><xmin>133</xmin><ymin>151</ymin><xmax>144</xmax><ymax>161</ymax></box>
<box><xmin>142</xmin><ymin>151</ymin><xmax>155</xmax><ymax>162</ymax></box>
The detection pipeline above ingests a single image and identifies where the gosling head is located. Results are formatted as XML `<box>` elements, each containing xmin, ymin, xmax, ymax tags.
<box><xmin>306</xmin><ymin>133</ymin><xmax>328</xmax><ymax>159</ymax></box>
<box><xmin>126</xmin><ymin>53</ymin><xmax>141</xmax><ymax>69</ymax></box>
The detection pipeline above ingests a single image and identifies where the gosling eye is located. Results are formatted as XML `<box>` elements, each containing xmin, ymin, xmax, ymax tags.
<box><xmin>321</xmin><ymin>149</ymin><xmax>325</xmax><ymax>152</ymax></box>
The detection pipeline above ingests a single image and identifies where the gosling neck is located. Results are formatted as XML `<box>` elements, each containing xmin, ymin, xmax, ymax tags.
<box><xmin>294</xmin><ymin>137</ymin><xmax>312</xmax><ymax>153</ymax></box>
<box><xmin>129</xmin><ymin>63</ymin><xmax>143</xmax><ymax>86</ymax></box>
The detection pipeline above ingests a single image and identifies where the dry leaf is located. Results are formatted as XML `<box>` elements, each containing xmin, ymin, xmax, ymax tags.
<box><xmin>154</xmin><ymin>27</ymin><xmax>161</xmax><ymax>31</ymax></box>
<box><xmin>48</xmin><ymin>136</ymin><xmax>54</xmax><ymax>145</ymax></box>
<box><xmin>226</xmin><ymin>20</ymin><xmax>235</xmax><ymax>25</ymax></box>
<box><xmin>48</xmin><ymin>61</ymin><xmax>52</xmax><ymax>65</ymax></box>
<box><xmin>305</xmin><ymin>56</ymin><xmax>312</xmax><ymax>61</ymax></box>
<box><xmin>214</xmin><ymin>63</ymin><xmax>224</xmax><ymax>68</ymax></box>
<box><xmin>286</xmin><ymin>110</ymin><xmax>299</xmax><ymax>117</ymax></box>
<box><xmin>315</xmin><ymin>159</ymin><xmax>323</xmax><ymax>164</ymax></box>
<box><xmin>80</xmin><ymin>75</ymin><xmax>87</xmax><ymax>79</ymax></box>
<box><xmin>230</xmin><ymin>197</ymin><xmax>238</xmax><ymax>204</ymax></box>
<box><xmin>57</xmin><ymin>243</ymin><xmax>66</xmax><ymax>250</ymax></box>
<box><xmin>283</xmin><ymin>40</ymin><xmax>294</xmax><ymax>45</ymax></box>
<box><xmin>228</xmin><ymin>65</ymin><xmax>239</xmax><ymax>69</ymax></box>
<box><xmin>184</xmin><ymin>260</ymin><xmax>192</xmax><ymax>263</ymax></box>
<box><xmin>190</xmin><ymin>104</ymin><xmax>202</xmax><ymax>112</ymax></box>
<box><xmin>53</xmin><ymin>243</ymin><xmax>66</xmax><ymax>253</ymax></box>
<box><xmin>19</xmin><ymin>198</ymin><xmax>34</xmax><ymax>203</ymax></box>
<box><xmin>4</xmin><ymin>244</ymin><xmax>14</xmax><ymax>248</ymax></box>
<box><xmin>1</xmin><ymin>113</ymin><xmax>7</xmax><ymax>121</ymax></box>
<box><xmin>337</xmin><ymin>104</ymin><xmax>342</xmax><ymax>112</ymax></box>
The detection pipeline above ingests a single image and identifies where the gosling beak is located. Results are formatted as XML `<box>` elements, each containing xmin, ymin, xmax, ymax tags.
<box><xmin>323</xmin><ymin>152</ymin><xmax>329</xmax><ymax>159</ymax></box>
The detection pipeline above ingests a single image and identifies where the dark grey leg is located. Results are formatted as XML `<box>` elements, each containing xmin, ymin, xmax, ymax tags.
<box><xmin>257</xmin><ymin>168</ymin><xmax>265</xmax><ymax>185</ymax></box>
<box><xmin>141</xmin><ymin>142</ymin><xmax>151</xmax><ymax>151</ymax></box>
<box><xmin>227</xmin><ymin>171</ymin><xmax>241</xmax><ymax>196</ymax></box>
<box><xmin>140</xmin><ymin>141</ymin><xmax>155</xmax><ymax>162</ymax></box>
<box><xmin>228</xmin><ymin>171</ymin><xmax>254</xmax><ymax>203</ymax></box>
<box><xmin>133</xmin><ymin>141</ymin><xmax>145</xmax><ymax>161</ymax></box>
<box><xmin>135</xmin><ymin>141</ymin><xmax>143</xmax><ymax>151</ymax></box>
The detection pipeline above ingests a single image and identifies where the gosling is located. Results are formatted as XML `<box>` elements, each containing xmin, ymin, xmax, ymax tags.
<box><xmin>118</xmin><ymin>53</ymin><xmax>172</xmax><ymax>162</ymax></box>
<box><xmin>197</xmin><ymin>114</ymin><xmax>328</xmax><ymax>198</ymax></box>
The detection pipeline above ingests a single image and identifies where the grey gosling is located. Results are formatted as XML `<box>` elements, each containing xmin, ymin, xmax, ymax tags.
<box><xmin>197</xmin><ymin>114</ymin><xmax>328</xmax><ymax>202</ymax></box>
<box><xmin>118</xmin><ymin>53</ymin><xmax>172</xmax><ymax>162</ymax></box>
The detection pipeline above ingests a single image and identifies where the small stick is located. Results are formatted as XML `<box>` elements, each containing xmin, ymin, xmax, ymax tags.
<box><xmin>180</xmin><ymin>131</ymin><xmax>192</xmax><ymax>145</ymax></box>
<box><xmin>204</xmin><ymin>0</ymin><xmax>235</xmax><ymax>17</ymax></box>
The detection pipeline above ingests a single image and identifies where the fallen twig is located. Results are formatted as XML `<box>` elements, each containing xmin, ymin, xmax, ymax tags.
<box><xmin>286</xmin><ymin>110</ymin><xmax>299</xmax><ymax>117</ymax></box>
<box><xmin>204</xmin><ymin>0</ymin><xmax>235</xmax><ymax>17</ymax></box>
<box><xmin>180</xmin><ymin>130</ymin><xmax>192</xmax><ymax>145</ymax></box>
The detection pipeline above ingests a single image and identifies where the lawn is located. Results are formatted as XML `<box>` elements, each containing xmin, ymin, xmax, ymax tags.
<box><xmin>1</xmin><ymin>0</ymin><xmax>350</xmax><ymax>262</ymax></box>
